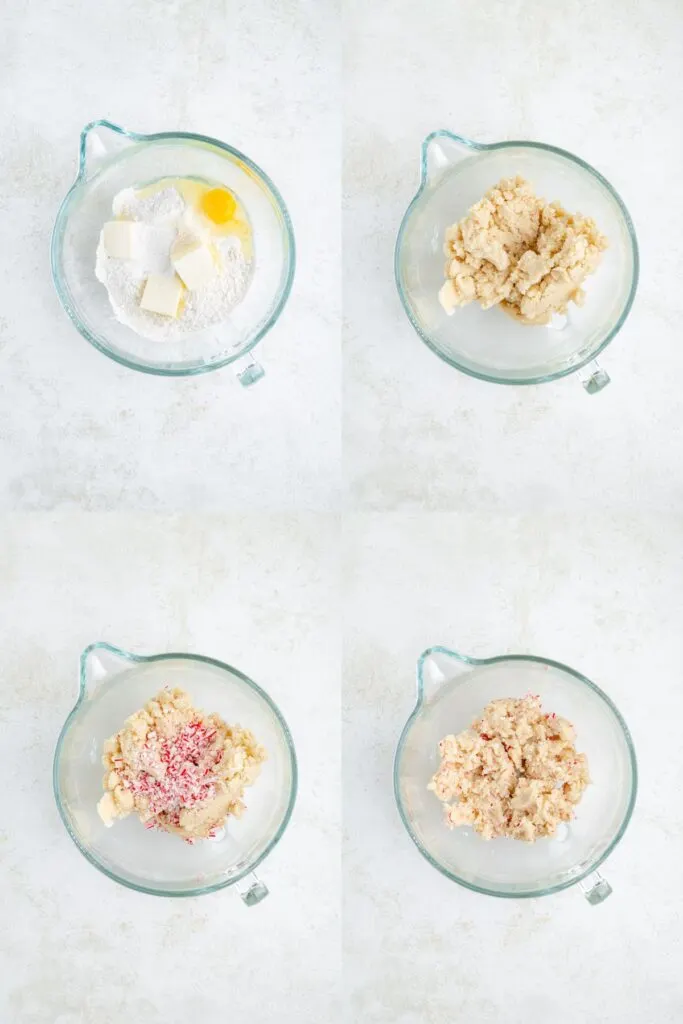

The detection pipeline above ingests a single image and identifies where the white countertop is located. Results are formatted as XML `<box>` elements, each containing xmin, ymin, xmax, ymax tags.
<box><xmin>0</xmin><ymin>4</ymin><xmax>341</xmax><ymax>1020</ymax></box>
<box><xmin>3</xmin><ymin>0</ymin><xmax>683</xmax><ymax>1021</ymax></box>
<box><xmin>344</xmin><ymin>0</ymin><xmax>683</xmax><ymax>513</ymax></box>
<box><xmin>0</xmin><ymin>0</ymin><xmax>339</xmax><ymax>513</ymax></box>
<box><xmin>344</xmin><ymin>511</ymin><xmax>683</xmax><ymax>1024</ymax></box>
<box><xmin>344</xmin><ymin>0</ymin><xmax>683</xmax><ymax>1019</ymax></box>
<box><xmin>0</xmin><ymin>513</ymin><xmax>340</xmax><ymax>1023</ymax></box>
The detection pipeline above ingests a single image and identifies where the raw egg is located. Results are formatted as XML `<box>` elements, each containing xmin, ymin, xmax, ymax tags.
<box><xmin>200</xmin><ymin>188</ymin><xmax>237</xmax><ymax>225</ymax></box>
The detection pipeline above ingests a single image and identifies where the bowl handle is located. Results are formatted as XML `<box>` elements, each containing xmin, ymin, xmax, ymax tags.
<box><xmin>580</xmin><ymin>359</ymin><xmax>611</xmax><ymax>395</ymax></box>
<box><xmin>235</xmin><ymin>871</ymin><xmax>269</xmax><ymax>906</ymax></box>
<box><xmin>236</xmin><ymin>355</ymin><xmax>265</xmax><ymax>387</ymax></box>
<box><xmin>579</xmin><ymin>870</ymin><xmax>613</xmax><ymax>905</ymax></box>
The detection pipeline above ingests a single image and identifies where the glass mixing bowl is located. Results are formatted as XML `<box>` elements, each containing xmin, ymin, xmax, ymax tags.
<box><xmin>395</xmin><ymin>131</ymin><xmax>639</xmax><ymax>392</ymax></box>
<box><xmin>394</xmin><ymin>646</ymin><xmax>637</xmax><ymax>902</ymax></box>
<box><xmin>53</xmin><ymin>643</ymin><xmax>297</xmax><ymax>902</ymax></box>
<box><xmin>51</xmin><ymin>120</ymin><xmax>295</xmax><ymax>381</ymax></box>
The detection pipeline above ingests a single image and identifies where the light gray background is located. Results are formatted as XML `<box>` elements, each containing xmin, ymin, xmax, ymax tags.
<box><xmin>344</xmin><ymin>0</ymin><xmax>683</xmax><ymax>511</ymax></box>
<box><xmin>2</xmin><ymin>0</ymin><xmax>683</xmax><ymax>1021</ymax></box>
<box><xmin>0</xmin><ymin>513</ymin><xmax>340</xmax><ymax>1023</ymax></box>
<box><xmin>344</xmin><ymin>512</ymin><xmax>683</xmax><ymax>1023</ymax></box>
<box><xmin>0</xmin><ymin>0</ymin><xmax>340</xmax><ymax>511</ymax></box>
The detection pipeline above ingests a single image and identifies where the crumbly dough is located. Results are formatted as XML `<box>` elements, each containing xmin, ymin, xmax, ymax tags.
<box><xmin>428</xmin><ymin>696</ymin><xmax>589</xmax><ymax>842</ymax></box>
<box><xmin>97</xmin><ymin>687</ymin><xmax>266</xmax><ymax>841</ymax></box>
<box><xmin>438</xmin><ymin>177</ymin><xmax>608</xmax><ymax>325</ymax></box>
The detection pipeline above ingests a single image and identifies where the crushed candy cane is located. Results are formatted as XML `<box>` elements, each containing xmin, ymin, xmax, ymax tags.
<box><xmin>97</xmin><ymin>687</ymin><xmax>266</xmax><ymax>841</ymax></box>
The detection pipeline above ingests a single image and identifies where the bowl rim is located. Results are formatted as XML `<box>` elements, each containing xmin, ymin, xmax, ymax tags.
<box><xmin>53</xmin><ymin>641</ymin><xmax>298</xmax><ymax>897</ymax></box>
<box><xmin>394</xmin><ymin>130</ymin><xmax>640</xmax><ymax>386</ymax></box>
<box><xmin>393</xmin><ymin>646</ymin><xmax>638</xmax><ymax>898</ymax></box>
<box><xmin>50</xmin><ymin>119</ymin><xmax>296</xmax><ymax>377</ymax></box>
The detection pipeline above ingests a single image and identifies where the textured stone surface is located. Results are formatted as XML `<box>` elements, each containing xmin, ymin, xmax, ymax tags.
<box><xmin>344</xmin><ymin>0</ymin><xmax>683</xmax><ymax>513</ymax></box>
<box><xmin>3</xmin><ymin>0</ymin><xmax>683</xmax><ymax>1020</ymax></box>
<box><xmin>0</xmin><ymin>513</ymin><xmax>340</xmax><ymax>1023</ymax></box>
<box><xmin>344</xmin><ymin>511</ymin><xmax>683</xmax><ymax>1024</ymax></box>
<box><xmin>0</xmin><ymin>0</ymin><xmax>340</xmax><ymax>511</ymax></box>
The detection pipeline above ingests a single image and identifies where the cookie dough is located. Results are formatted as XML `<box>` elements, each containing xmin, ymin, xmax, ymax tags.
<box><xmin>438</xmin><ymin>177</ymin><xmax>608</xmax><ymax>325</ymax></box>
<box><xmin>428</xmin><ymin>695</ymin><xmax>589</xmax><ymax>842</ymax></box>
<box><xmin>97</xmin><ymin>687</ymin><xmax>266</xmax><ymax>841</ymax></box>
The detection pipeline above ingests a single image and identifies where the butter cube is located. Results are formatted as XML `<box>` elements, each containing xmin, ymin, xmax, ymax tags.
<box><xmin>438</xmin><ymin>279</ymin><xmax>458</xmax><ymax>315</ymax></box>
<box><xmin>171</xmin><ymin>240</ymin><xmax>216</xmax><ymax>290</ymax></box>
<box><xmin>97</xmin><ymin>791</ymin><xmax>117</xmax><ymax>827</ymax></box>
<box><xmin>103</xmin><ymin>220</ymin><xmax>144</xmax><ymax>260</ymax></box>
<box><xmin>140</xmin><ymin>274</ymin><xmax>183</xmax><ymax>318</ymax></box>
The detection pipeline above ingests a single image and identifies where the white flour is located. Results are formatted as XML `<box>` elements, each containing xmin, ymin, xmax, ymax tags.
<box><xmin>95</xmin><ymin>186</ymin><xmax>251</xmax><ymax>341</ymax></box>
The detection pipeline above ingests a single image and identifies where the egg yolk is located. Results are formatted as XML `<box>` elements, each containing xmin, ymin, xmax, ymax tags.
<box><xmin>200</xmin><ymin>188</ymin><xmax>237</xmax><ymax>225</ymax></box>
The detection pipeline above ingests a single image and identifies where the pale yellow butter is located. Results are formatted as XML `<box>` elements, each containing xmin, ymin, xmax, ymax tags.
<box><xmin>140</xmin><ymin>274</ymin><xmax>183</xmax><ymax>318</ymax></box>
<box><xmin>103</xmin><ymin>220</ymin><xmax>145</xmax><ymax>260</ymax></box>
<box><xmin>171</xmin><ymin>240</ymin><xmax>216</xmax><ymax>291</ymax></box>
